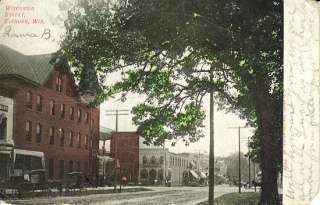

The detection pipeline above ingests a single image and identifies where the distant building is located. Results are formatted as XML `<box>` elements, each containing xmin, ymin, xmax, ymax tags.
<box><xmin>139</xmin><ymin>138</ymin><xmax>196</xmax><ymax>186</ymax></box>
<box><xmin>169</xmin><ymin>152</ymin><xmax>193</xmax><ymax>186</ymax></box>
<box><xmin>0</xmin><ymin>45</ymin><xmax>100</xmax><ymax>181</ymax></box>
<box><xmin>139</xmin><ymin>147</ymin><xmax>168</xmax><ymax>185</ymax></box>
<box><xmin>110</xmin><ymin>132</ymin><xmax>139</xmax><ymax>184</ymax></box>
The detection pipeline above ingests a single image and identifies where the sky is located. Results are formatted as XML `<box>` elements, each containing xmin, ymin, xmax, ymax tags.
<box><xmin>0</xmin><ymin>0</ymin><xmax>254</xmax><ymax>157</ymax></box>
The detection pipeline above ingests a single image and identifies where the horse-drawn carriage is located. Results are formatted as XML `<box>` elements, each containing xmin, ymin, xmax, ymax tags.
<box><xmin>0</xmin><ymin>170</ymin><xmax>92</xmax><ymax>198</ymax></box>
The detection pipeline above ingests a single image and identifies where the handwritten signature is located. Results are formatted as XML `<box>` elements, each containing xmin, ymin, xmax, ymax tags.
<box><xmin>2</xmin><ymin>25</ymin><xmax>51</xmax><ymax>40</ymax></box>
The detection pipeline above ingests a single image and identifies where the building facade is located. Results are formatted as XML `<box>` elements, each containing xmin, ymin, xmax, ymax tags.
<box><xmin>0</xmin><ymin>45</ymin><xmax>100</xmax><ymax>181</ymax></box>
<box><xmin>138</xmin><ymin>141</ymin><xmax>194</xmax><ymax>186</ymax></box>
<box><xmin>110</xmin><ymin>132</ymin><xmax>139</xmax><ymax>184</ymax></box>
<box><xmin>139</xmin><ymin>147</ymin><xmax>168</xmax><ymax>185</ymax></box>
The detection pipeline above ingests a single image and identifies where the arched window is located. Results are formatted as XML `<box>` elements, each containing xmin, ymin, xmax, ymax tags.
<box><xmin>140</xmin><ymin>169</ymin><xmax>148</xmax><ymax>179</ymax></box>
<box><xmin>69</xmin><ymin>131</ymin><xmax>74</xmax><ymax>147</ymax></box>
<box><xmin>36</xmin><ymin>95</ymin><xmax>42</xmax><ymax>111</ymax></box>
<box><xmin>85</xmin><ymin>135</ymin><xmax>88</xmax><ymax>149</ymax></box>
<box><xmin>26</xmin><ymin>92</ymin><xmax>32</xmax><ymax>109</ymax></box>
<box><xmin>151</xmin><ymin>156</ymin><xmax>156</xmax><ymax>164</ymax></box>
<box><xmin>85</xmin><ymin>112</ymin><xmax>89</xmax><ymax>123</ymax></box>
<box><xmin>59</xmin><ymin>128</ymin><xmax>64</xmax><ymax>147</ymax></box>
<box><xmin>49</xmin><ymin>100</ymin><xmax>55</xmax><ymax>115</ymax></box>
<box><xmin>142</xmin><ymin>156</ymin><xmax>148</xmax><ymax>165</ymax></box>
<box><xmin>25</xmin><ymin>121</ymin><xmax>32</xmax><ymax>141</ymax></box>
<box><xmin>77</xmin><ymin>109</ymin><xmax>82</xmax><ymax>122</ymax></box>
<box><xmin>56</xmin><ymin>74</ymin><xmax>63</xmax><ymax>92</ymax></box>
<box><xmin>60</xmin><ymin>104</ymin><xmax>65</xmax><ymax>118</ymax></box>
<box><xmin>70</xmin><ymin>106</ymin><xmax>74</xmax><ymax>120</ymax></box>
<box><xmin>36</xmin><ymin>123</ymin><xmax>42</xmax><ymax>143</ymax></box>
<box><xmin>77</xmin><ymin>132</ymin><xmax>81</xmax><ymax>148</ymax></box>
<box><xmin>149</xmin><ymin>169</ymin><xmax>157</xmax><ymax>182</ymax></box>
<box><xmin>49</xmin><ymin>127</ymin><xmax>54</xmax><ymax>145</ymax></box>
<box><xmin>0</xmin><ymin>115</ymin><xmax>7</xmax><ymax>140</ymax></box>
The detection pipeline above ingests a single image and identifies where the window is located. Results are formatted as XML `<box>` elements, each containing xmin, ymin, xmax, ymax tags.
<box><xmin>151</xmin><ymin>156</ymin><xmax>156</xmax><ymax>164</ymax></box>
<box><xmin>85</xmin><ymin>112</ymin><xmax>89</xmax><ymax>123</ymax></box>
<box><xmin>25</xmin><ymin>121</ymin><xmax>32</xmax><ymax>141</ymax></box>
<box><xmin>49</xmin><ymin>100</ymin><xmax>55</xmax><ymax>115</ymax></box>
<box><xmin>36</xmin><ymin>123</ymin><xmax>42</xmax><ymax>143</ymax></box>
<box><xmin>77</xmin><ymin>133</ymin><xmax>81</xmax><ymax>148</ymax></box>
<box><xmin>0</xmin><ymin>115</ymin><xmax>7</xmax><ymax>140</ymax></box>
<box><xmin>70</xmin><ymin>107</ymin><xmax>74</xmax><ymax>120</ymax></box>
<box><xmin>48</xmin><ymin>159</ymin><xmax>54</xmax><ymax>179</ymax></box>
<box><xmin>69</xmin><ymin>131</ymin><xmax>74</xmax><ymax>147</ymax></box>
<box><xmin>36</xmin><ymin>95</ymin><xmax>42</xmax><ymax>111</ymax></box>
<box><xmin>60</xmin><ymin>104</ymin><xmax>65</xmax><ymax>118</ymax></box>
<box><xmin>59</xmin><ymin>128</ymin><xmax>64</xmax><ymax>147</ymax></box>
<box><xmin>69</xmin><ymin>160</ymin><xmax>73</xmax><ymax>172</ymax></box>
<box><xmin>59</xmin><ymin>160</ymin><xmax>64</xmax><ymax>179</ymax></box>
<box><xmin>85</xmin><ymin>135</ymin><xmax>88</xmax><ymax>149</ymax></box>
<box><xmin>77</xmin><ymin>109</ymin><xmax>82</xmax><ymax>122</ymax></box>
<box><xmin>91</xmin><ymin>119</ymin><xmax>94</xmax><ymax>129</ymax></box>
<box><xmin>26</xmin><ymin>92</ymin><xmax>32</xmax><ymax>109</ymax></box>
<box><xmin>159</xmin><ymin>156</ymin><xmax>164</xmax><ymax>165</ymax></box>
<box><xmin>49</xmin><ymin>127</ymin><xmax>54</xmax><ymax>145</ymax></box>
<box><xmin>142</xmin><ymin>156</ymin><xmax>147</xmax><ymax>165</ymax></box>
<box><xmin>56</xmin><ymin>74</ymin><xmax>63</xmax><ymax>92</ymax></box>
<box><xmin>90</xmin><ymin>136</ymin><xmax>93</xmax><ymax>149</ymax></box>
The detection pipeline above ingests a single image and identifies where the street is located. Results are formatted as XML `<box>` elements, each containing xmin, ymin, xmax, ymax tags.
<box><xmin>7</xmin><ymin>185</ymin><xmax>239</xmax><ymax>205</ymax></box>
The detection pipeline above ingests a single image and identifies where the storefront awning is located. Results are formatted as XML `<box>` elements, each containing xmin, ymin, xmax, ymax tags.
<box><xmin>97</xmin><ymin>155</ymin><xmax>114</xmax><ymax>162</ymax></box>
<box><xmin>200</xmin><ymin>172</ymin><xmax>207</xmax><ymax>178</ymax></box>
<box><xmin>13</xmin><ymin>149</ymin><xmax>45</xmax><ymax>169</ymax></box>
<box><xmin>14</xmin><ymin>149</ymin><xmax>44</xmax><ymax>158</ymax></box>
<box><xmin>190</xmin><ymin>170</ymin><xmax>199</xmax><ymax>179</ymax></box>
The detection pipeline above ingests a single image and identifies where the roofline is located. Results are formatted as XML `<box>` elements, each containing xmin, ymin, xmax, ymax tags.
<box><xmin>111</xmin><ymin>131</ymin><xmax>138</xmax><ymax>134</ymax></box>
<box><xmin>0</xmin><ymin>74</ymin><xmax>41</xmax><ymax>87</ymax></box>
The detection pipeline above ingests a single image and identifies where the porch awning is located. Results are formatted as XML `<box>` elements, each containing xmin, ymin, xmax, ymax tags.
<box><xmin>190</xmin><ymin>170</ymin><xmax>199</xmax><ymax>179</ymax></box>
<box><xmin>200</xmin><ymin>172</ymin><xmax>207</xmax><ymax>178</ymax></box>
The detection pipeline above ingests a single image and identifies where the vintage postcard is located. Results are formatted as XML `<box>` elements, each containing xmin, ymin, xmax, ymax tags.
<box><xmin>0</xmin><ymin>0</ymin><xmax>309</xmax><ymax>204</ymax></box>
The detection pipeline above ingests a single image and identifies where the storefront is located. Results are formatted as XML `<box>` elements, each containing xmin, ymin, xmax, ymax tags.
<box><xmin>12</xmin><ymin>149</ymin><xmax>45</xmax><ymax>177</ymax></box>
<box><xmin>0</xmin><ymin>96</ymin><xmax>14</xmax><ymax>181</ymax></box>
<box><xmin>0</xmin><ymin>147</ymin><xmax>13</xmax><ymax>180</ymax></box>
<box><xmin>97</xmin><ymin>155</ymin><xmax>114</xmax><ymax>186</ymax></box>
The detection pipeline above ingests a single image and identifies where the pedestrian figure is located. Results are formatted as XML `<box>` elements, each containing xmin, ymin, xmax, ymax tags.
<box><xmin>121</xmin><ymin>176</ymin><xmax>127</xmax><ymax>187</ymax></box>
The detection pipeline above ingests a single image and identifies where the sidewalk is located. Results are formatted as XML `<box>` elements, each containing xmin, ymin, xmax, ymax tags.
<box><xmin>1</xmin><ymin>185</ymin><xmax>152</xmax><ymax>200</ymax></box>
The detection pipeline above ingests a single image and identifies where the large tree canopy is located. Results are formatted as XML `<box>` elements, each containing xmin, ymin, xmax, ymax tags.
<box><xmin>60</xmin><ymin>0</ymin><xmax>283</xmax><ymax>204</ymax></box>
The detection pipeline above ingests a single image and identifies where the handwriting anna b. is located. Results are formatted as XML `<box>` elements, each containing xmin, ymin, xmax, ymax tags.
<box><xmin>2</xmin><ymin>25</ymin><xmax>51</xmax><ymax>40</ymax></box>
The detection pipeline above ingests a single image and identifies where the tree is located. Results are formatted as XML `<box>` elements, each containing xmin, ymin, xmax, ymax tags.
<box><xmin>59</xmin><ymin>0</ymin><xmax>283</xmax><ymax>204</ymax></box>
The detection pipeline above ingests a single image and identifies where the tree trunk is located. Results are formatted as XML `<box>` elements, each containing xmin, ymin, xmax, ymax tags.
<box><xmin>254</xmin><ymin>78</ymin><xmax>280</xmax><ymax>205</ymax></box>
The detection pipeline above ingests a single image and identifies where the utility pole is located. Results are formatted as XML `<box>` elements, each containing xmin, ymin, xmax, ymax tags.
<box><xmin>253</xmin><ymin>162</ymin><xmax>256</xmax><ymax>192</ymax></box>
<box><xmin>208</xmin><ymin>65</ymin><xmax>215</xmax><ymax>205</ymax></box>
<box><xmin>163</xmin><ymin>141</ymin><xmax>166</xmax><ymax>185</ymax></box>
<box><xmin>248</xmin><ymin>137</ymin><xmax>251</xmax><ymax>189</ymax></box>
<box><xmin>238</xmin><ymin>126</ymin><xmax>241</xmax><ymax>194</ymax></box>
<box><xmin>105</xmin><ymin>109</ymin><xmax>129</xmax><ymax>192</ymax></box>
<box><xmin>105</xmin><ymin>109</ymin><xmax>129</xmax><ymax>132</ymax></box>
<box><xmin>228</xmin><ymin>126</ymin><xmax>248</xmax><ymax>194</ymax></box>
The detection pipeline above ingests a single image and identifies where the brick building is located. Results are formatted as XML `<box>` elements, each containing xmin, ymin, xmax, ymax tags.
<box><xmin>0</xmin><ymin>45</ymin><xmax>100</xmax><ymax>181</ymax></box>
<box><xmin>110</xmin><ymin>132</ymin><xmax>139</xmax><ymax>184</ymax></box>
